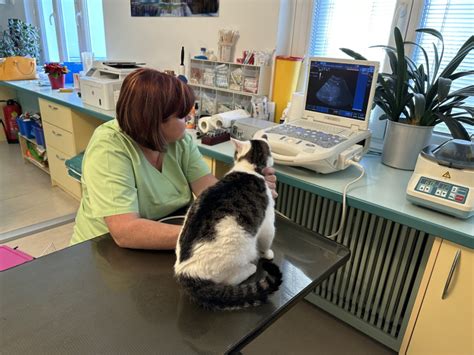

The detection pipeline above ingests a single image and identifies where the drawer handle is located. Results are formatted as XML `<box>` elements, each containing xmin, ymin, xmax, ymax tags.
<box><xmin>48</xmin><ymin>104</ymin><xmax>59</xmax><ymax>111</ymax></box>
<box><xmin>52</xmin><ymin>130</ymin><xmax>62</xmax><ymax>137</ymax></box>
<box><xmin>55</xmin><ymin>154</ymin><xmax>66</xmax><ymax>161</ymax></box>
<box><xmin>441</xmin><ymin>249</ymin><xmax>461</xmax><ymax>300</ymax></box>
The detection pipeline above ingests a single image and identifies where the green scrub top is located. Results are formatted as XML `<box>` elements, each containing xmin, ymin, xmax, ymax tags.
<box><xmin>71</xmin><ymin>119</ymin><xmax>210</xmax><ymax>245</ymax></box>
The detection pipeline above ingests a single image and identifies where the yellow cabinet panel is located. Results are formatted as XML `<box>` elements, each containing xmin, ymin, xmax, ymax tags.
<box><xmin>202</xmin><ymin>156</ymin><xmax>213</xmax><ymax>171</ymax></box>
<box><xmin>43</xmin><ymin>122</ymin><xmax>75</xmax><ymax>156</ymax></box>
<box><xmin>407</xmin><ymin>240</ymin><xmax>474</xmax><ymax>355</ymax></box>
<box><xmin>48</xmin><ymin>145</ymin><xmax>81</xmax><ymax>199</ymax></box>
<box><xmin>39</xmin><ymin>98</ymin><xmax>74</xmax><ymax>132</ymax></box>
<box><xmin>201</xmin><ymin>155</ymin><xmax>231</xmax><ymax>179</ymax></box>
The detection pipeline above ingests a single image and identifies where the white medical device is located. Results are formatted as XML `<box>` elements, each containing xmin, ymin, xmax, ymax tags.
<box><xmin>406</xmin><ymin>140</ymin><xmax>474</xmax><ymax>219</ymax></box>
<box><xmin>254</xmin><ymin>57</ymin><xmax>379</xmax><ymax>174</ymax></box>
<box><xmin>79</xmin><ymin>61</ymin><xmax>144</xmax><ymax>110</ymax></box>
<box><xmin>232</xmin><ymin>118</ymin><xmax>277</xmax><ymax>140</ymax></box>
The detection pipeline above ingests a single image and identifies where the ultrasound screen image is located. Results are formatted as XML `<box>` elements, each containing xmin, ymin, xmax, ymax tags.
<box><xmin>305</xmin><ymin>60</ymin><xmax>375</xmax><ymax>120</ymax></box>
<box><xmin>315</xmin><ymin>75</ymin><xmax>354</xmax><ymax>108</ymax></box>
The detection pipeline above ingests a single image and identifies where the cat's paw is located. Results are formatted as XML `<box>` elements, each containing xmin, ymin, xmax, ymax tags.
<box><xmin>261</xmin><ymin>249</ymin><xmax>274</xmax><ymax>260</ymax></box>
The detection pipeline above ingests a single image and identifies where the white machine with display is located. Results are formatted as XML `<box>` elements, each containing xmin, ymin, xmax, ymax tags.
<box><xmin>406</xmin><ymin>139</ymin><xmax>474</xmax><ymax>219</ymax></box>
<box><xmin>254</xmin><ymin>57</ymin><xmax>379</xmax><ymax>174</ymax></box>
<box><xmin>79</xmin><ymin>61</ymin><xmax>144</xmax><ymax>110</ymax></box>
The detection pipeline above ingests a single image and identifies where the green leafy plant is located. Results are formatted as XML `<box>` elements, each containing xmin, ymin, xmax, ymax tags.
<box><xmin>341</xmin><ymin>27</ymin><xmax>474</xmax><ymax>140</ymax></box>
<box><xmin>0</xmin><ymin>18</ymin><xmax>40</xmax><ymax>62</ymax></box>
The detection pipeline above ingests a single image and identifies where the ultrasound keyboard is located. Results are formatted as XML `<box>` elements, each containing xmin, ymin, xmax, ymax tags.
<box><xmin>265</xmin><ymin>124</ymin><xmax>348</xmax><ymax>149</ymax></box>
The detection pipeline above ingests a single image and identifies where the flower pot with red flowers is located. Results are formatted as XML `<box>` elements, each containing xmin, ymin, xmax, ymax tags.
<box><xmin>44</xmin><ymin>63</ymin><xmax>68</xmax><ymax>89</ymax></box>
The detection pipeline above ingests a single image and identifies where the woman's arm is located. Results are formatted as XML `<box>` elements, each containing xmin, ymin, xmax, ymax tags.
<box><xmin>262</xmin><ymin>167</ymin><xmax>278</xmax><ymax>199</ymax></box>
<box><xmin>190</xmin><ymin>173</ymin><xmax>218</xmax><ymax>196</ymax></box>
<box><xmin>104</xmin><ymin>213</ymin><xmax>181</xmax><ymax>250</ymax></box>
<box><xmin>105</xmin><ymin>167</ymin><xmax>277</xmax><ymax>250</ymax></box>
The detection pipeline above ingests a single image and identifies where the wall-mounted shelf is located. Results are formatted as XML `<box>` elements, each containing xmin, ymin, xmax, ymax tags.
<box><xmin>189</xmin><ymin>58</ymin><xmax>271</xmax><ymax>116</ymax></box>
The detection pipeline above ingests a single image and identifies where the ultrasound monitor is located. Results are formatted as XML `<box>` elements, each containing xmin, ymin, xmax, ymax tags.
<box><xmin>303</xmin><ymin>57</ymin><xmax>379</xmax><ymax>130</ymax></box>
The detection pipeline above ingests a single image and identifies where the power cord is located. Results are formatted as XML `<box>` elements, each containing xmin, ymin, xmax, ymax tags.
<box><xmin>158</xmin><ymin>215</ymin><xmax>186</xmax><ymax>223</ymax></box>
<box><xmin>274</xmin><ymin>160</ymin><xmax>366</xmax><ymax>240</ymax></box>
<box><xmin>325</xmin><ymin>160</ymin><xmax>365</xmax><ymax>240</ymax></box>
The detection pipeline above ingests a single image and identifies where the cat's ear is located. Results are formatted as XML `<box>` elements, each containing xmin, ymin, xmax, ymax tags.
<box><xmin>230</xmin><ymin>138</ymin><xmax>244</xmax><ymax>153</ymax></box>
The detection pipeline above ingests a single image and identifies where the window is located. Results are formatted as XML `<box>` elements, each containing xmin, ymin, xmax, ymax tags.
<box><xmin>306</xmin><ymin>0</ymin><xmax>399</xmax><ymax>147</ymax></box>
<box><xmin>308</xmin><ymin>0</ymin><xmax>398</xmax><ymax>65</ymax></box>
<box><xmin>302</xmin><ymin>0</ymin><xmax>474</xmax><ymax>145</ymax></box>
<box><xmin>413</xmin><ymin>0</ymin><xmax>474</xmax><ymax>137</ymax></box>
<box><xmin>26</xmin><ymin>0</ymin><xmax>107</xmax><ymax>63</ymax></box>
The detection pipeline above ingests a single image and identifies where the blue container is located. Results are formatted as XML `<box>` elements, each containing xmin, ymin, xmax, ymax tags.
<box><xmin>63</xmin><ymin>62</ymin><xmax>83</xmax><ymax>84</ymax></box>
<box><xmin>32</xmin><ymin>125</ymin><xmax>46</xmax><ymax>147</ymax></box>
<box><xmin>16</xmin><ymin>117</ymin><xmax>34</xmax><ymax>138</ymax></box>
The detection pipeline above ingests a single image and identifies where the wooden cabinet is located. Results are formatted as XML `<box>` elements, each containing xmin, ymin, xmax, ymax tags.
<box><xmin>404</xmin><ymin>240</ymin><xmax>473</xmax><ymax>355</ymax></box>
<box><xmin>39</xmin><ymin>98</ymin><xmax>101</xmax><ymax>200</ymax></box>
<box><xmin>202</xmin><ymin>155</ymin><xmax>231</xmax><ymax>179</ymax></box>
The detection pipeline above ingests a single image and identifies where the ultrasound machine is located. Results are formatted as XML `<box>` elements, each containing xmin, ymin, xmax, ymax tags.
<box><xmin>255</xmin><ymin>57</ymin><xmax>379</xmax><ymax>174</ymax></box>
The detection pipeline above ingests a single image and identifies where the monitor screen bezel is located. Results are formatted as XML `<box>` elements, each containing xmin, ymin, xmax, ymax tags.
<box><xmin>302</xmin><ymin>57</ymin><xmax>379</xmax><ymax>130</ymax></box>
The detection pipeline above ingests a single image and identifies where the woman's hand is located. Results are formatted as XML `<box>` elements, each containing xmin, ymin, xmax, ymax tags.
<box><xmin>262</xmin><ymin>167</ymin><xmax>278</xmax><ymax>199</ymax></box>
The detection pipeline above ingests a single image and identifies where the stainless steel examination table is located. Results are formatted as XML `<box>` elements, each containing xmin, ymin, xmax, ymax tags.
<box><xmin>1</xmin><ymin>215</ymin><xmax>350</xmax><ymax>354</ymax></box>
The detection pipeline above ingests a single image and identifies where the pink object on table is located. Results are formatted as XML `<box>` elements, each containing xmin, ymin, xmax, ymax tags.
<box><xmin>0</xmin><ymin>245</ymin><xmax>34</xmax><ymax>271</ymax></box>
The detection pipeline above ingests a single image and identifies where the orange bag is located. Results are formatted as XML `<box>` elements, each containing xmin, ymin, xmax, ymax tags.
<box><xmin>0</xmin><ymin>56</ymin><xmax>37</xmax><ymax>81</ymax></box>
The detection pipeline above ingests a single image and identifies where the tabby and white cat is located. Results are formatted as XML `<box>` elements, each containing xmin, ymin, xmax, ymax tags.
<box><xmin>174</xmin><ymin>138</ymin><xmax>282</xmax><ymax>310</ymax></box>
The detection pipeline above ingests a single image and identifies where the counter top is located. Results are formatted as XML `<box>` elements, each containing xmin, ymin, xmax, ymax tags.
<box><xmin>0</xmin><ymin>216</ymin><xmax>349</xmax><ymax>354</ymax></box>
<box><xmin>0</xmin><ymin>80</ymin><xmax>115</xmax><ymax>122</ymax></box>
<box><xmin>2</xmin><ymin>79</ymin><xmax>472</xmax><ymax>248</ymax></box>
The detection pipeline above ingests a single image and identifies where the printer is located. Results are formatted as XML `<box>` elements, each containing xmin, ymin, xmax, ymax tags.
<box><xmin>79</xmin><ymin>61</ymin><xmax>144</xmax><ymax>110</ymax></box>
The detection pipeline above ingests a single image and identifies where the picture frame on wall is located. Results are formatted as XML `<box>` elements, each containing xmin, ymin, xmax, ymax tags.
<box><xmin>131</xmin><ymin>0</ymin><xmax>219</xmax><ymax>17</ymax></box>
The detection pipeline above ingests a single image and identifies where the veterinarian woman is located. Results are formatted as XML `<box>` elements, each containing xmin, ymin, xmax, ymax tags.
<box><xmin>71</xmin><ymin>68</ymin><xmax>277</xmax><ymax>249</ymax></box>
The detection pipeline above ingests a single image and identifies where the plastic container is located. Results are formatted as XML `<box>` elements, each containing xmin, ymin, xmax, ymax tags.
<box><xmin>271</xmin><ymin>56</ymin><xmax>303</xmax><ymax>123</ymax></box>
<box><xmin>218</xmin><ymin>43</ymin><xmax>233</xmax><ymax>62</ymax></box>
<box><xmin>16</xmin><ymin>117</ymin><xmax>34</xmax><ymax>138</ymax></box>
<box><xmin>32</xmin><ymin>124</ymin><xmax>46</xmax><ymax>147</ymax></box>
<box><xmin>63</xmin><ymin>62</ymin><xmax>83</xmax><ymax>84</ymax></box>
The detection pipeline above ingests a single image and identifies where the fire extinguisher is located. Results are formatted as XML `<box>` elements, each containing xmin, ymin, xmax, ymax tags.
<box><xmin>1</xmin><ymin>99</ymin><xmax>22</xmax><ymax>144</ymax></box>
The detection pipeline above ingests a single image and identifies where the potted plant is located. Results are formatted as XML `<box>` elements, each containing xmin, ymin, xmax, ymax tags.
<box><xmin>341</xmin><ymin>27</ymin><xmax>474</xmax><ymax>170</ymax></box>
<box><xmin>0</xmin><ymin>18</ymin><xmax>40</xmax><ymax>61</ymax></box>
<box><xmin>43</xmin><ymin>63</ymin><xmax>68</xmax><ymax>89</ymax></box>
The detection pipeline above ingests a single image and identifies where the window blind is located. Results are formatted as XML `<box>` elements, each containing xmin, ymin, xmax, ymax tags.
<box><xmin>308</xmin><ymin>0</ymin><xmax>397</xmax><ymax>64</ymax></box>
<box><xmin>414</xmin><ymin>0</ymin><xmax>474</xmax><ymax>135</ymax></box>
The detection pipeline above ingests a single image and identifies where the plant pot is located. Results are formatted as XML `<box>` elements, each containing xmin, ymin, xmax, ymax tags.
<box><xmin>48</xmin><ymin>74</ymin><xmax>65</xmax><ymax>89</ymax></box>
<box><xmin>381</xmin><ymin>120</ymin><xmax>433</xmax><ymax>170</ymax></box>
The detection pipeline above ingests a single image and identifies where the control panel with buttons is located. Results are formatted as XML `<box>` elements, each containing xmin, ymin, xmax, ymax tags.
<box><xmin>415</xmin><ymin>177</ymin><xmax>468</xmax><ymax>204</ymax></box>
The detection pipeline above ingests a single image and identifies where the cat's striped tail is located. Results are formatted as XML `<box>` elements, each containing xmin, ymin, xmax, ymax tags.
<box><xmin>177</xmin><ymin>261</ymin><xmax>283</xmax><ymax>311</ymax></box>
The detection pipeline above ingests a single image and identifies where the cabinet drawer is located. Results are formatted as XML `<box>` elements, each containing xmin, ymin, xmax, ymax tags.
<box><xmin>43</xmin><ymin>122</ymin><xmax>75</xmax><ymax>156</ymax></box>
<box><xmin>39</xmin><ymin>98</ymin><xmax>73</xmax><ymax>132</ymax></box>
<box><xmin>48</xmin><ymin>146</ymin><xmax>81</xmax><ymax>199</ymax></box>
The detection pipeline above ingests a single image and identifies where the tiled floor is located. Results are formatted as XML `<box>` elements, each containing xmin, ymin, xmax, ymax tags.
<box><xmin>0</xmin><ymin>142</ymin><xmax>79</xmax><ymax>235</ymax></box>
<box><xmin>0</xmin><ymin>141</ymin><xmax>396</xmax><ymax>354</ymax></box>
<box><xmin>0</xmin><ymin>142</ymin><xmax>77</xmax><ymax>253</ymax></box>
<box><xmin>4</xmin><ymin>222</ymin><xmax>75</xmax><ymax>258</ymax></box>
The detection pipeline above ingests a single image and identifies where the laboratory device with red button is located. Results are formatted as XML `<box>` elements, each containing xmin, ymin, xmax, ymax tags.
<box><xmin>406</xmin><ymin>139</ymin><xmax>474</xmax><ymax>219</ymax></box>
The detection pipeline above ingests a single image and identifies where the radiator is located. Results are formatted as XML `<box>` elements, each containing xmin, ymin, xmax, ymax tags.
<box><xmin>275</xmin><ymin>182</ymin><xmax>433</xmax><ymax>351</ymax></box>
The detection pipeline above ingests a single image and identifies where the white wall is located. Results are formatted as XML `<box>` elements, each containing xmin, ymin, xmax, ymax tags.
<box><xmin>102</xmin><ymin>0</ymin><xmax>289</xmax><ymax>73</ymax></box>
<box><xmin>0</xmin><ymin>0</ymin><xmax>26</xmax><ymax>32</ymax></box>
